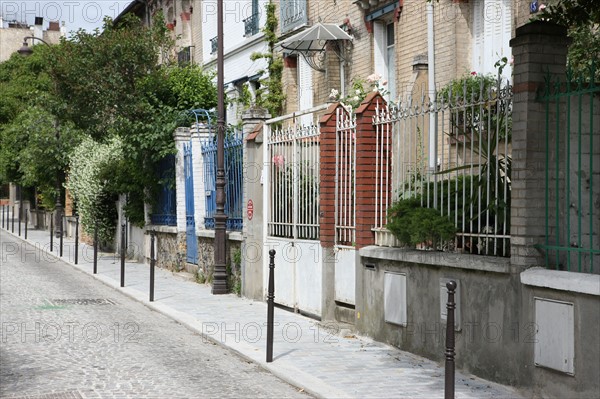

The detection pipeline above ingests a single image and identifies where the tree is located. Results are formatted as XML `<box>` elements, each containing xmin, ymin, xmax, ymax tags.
<box><xmin>537</xmin><ymin>0</ymin><xmax>600</xmax><ymax>80</ymax></box>
<box><xmin>0</xmin><ymin>12</ymin><xmax>218</xmax><ymax>230</ymax></box>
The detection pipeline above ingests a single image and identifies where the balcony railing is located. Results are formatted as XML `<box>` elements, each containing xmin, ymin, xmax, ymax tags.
<box><xmin>280</xmin><ymin>0</ymin><xmax>307</xmax><ymax>34</ymax></box>
<box><xmin>210</xmin><ymin>36</ymin><xmax>217</xmax><ymax>55</ymax></box>
<box><xmin>243</xmin><ymin>13</ymin><xmax>260</xmax><ymax>37</ymax></box>
<box><xmin>178</xmin><ymin>46</ymin><xmax>191</xmax><ymax>65</ymax></box>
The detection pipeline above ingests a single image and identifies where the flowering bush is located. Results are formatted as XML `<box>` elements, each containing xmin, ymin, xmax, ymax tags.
<box><xmin>67</xmin><ymin>136</ymin><xmax>124</xmax><ymax>244</ymax></box>
<box><xmin>329</xmin><ymin>73</ymin><xmax>389</xmax><ymax>110</ymax></box>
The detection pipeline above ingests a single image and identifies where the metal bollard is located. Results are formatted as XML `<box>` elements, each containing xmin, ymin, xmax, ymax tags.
<box><xmin>149</xmin><ymin>231</ymin><xmax>155</xmax><ymax>302</ymax></box>
<box><xmin>444</xmin><ymin>280</ymin><xmax>457</xmax><ymax>399</ymax></box>
<box><xmin>74</xmin><ymin>215</ymin><xmax>79</xmax><ymax>265</ymax></box>
<box><xmin>24</xmin><ymin>211</ymin><xmax>28</xmax><ymax>239</ymax></box>
<box><xmin>18</xmin><ymin>205</ymin><xmax>21</xmax><ymax>236</ymax></box>
<box><xmin>120</xmin><ymin>224</ymin><xmax>125</xmax><ymax>287</ymax></box>
<box><xmin>266</xmin><ymin>249</ymin><xmax>276</xmax><ymax>363</ymax></box>
<box><xmin>50</xmin><ymin>214</ymin><xmax>54</xmax><ymax>252</ymax></box>
<box><xmin>2</xmin><ymin>205</ymin><xmax>5</xmax><ymax>229</ymax></box>
<box><xmin>11</xmin><ymin>206</ymin><xmax>15</xmax><ymax>233</ymax></box>
<box><xmin>59</xmin><ymin>216</ymin><xmax>64</xmax><ymax>257</ymax></box>
<box><xmin>93</xmin><ymin>222</ymin><xmax>98</xmax><ymax>274</ymax></box>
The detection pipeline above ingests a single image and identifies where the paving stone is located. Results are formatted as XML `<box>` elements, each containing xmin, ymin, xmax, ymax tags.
<box><xmin>1</xmin><ymin>223</ymin><xmax>525</xmax><ymax>398</ymax></box>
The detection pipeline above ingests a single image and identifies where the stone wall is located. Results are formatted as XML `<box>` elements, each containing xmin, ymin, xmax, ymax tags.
<box><xmin>196</xmin><ymin>233</ymin><xmax>243</xmax><ymax>295</ymax></box>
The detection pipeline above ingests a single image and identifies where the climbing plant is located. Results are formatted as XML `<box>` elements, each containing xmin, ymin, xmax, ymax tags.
<box><xmin>250</xmin><ymin>1</ymin><xmax>285</xmax><ymax>116</ymax></box>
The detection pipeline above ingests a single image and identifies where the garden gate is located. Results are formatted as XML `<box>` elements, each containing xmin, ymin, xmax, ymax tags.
<box><xmin>334</xmin><ymin>107</ymin><xmax>357</xmax><ymax>305</ymax></box>
<box><xmin>264</xmin><ymin>106</ymin><xmax>325</xmax><ymax>317</ymax></box>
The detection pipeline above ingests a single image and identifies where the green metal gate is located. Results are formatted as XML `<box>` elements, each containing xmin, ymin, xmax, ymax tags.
<box><xmin>538</xmin><ymin>64</ymin><xmax>600</xmax><ymax>273</ymax></box>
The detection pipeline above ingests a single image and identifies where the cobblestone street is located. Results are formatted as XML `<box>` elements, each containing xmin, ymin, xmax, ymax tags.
<box><xmin>0</xmin><ymin>232</ymin><xmax>310</xmax><ymax>398</ymax></box>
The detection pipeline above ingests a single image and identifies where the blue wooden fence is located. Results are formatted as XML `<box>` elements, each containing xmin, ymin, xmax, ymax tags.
<box><xmin>201</xmin><ymin>130</ymin><xmax>244</xmax><ymax>230</ymax></box>
<box><xmin>150</xmin><ymin>154</ymin><xmax>177</xmax><ymax>226</ymax></box>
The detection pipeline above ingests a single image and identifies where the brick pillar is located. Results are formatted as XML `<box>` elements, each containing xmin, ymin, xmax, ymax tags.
<box><xmin>318</xmin><ymin>102</ymin><xmax>344</xmax><ymax>248</ymax></box>
<box><xmin>354</xmin><ymin>92</ymin><xmax>389</xmax><ymax>249</ymax></box>
<box><xmin>509</xmin><ymin>21</ymin><xmax>570</xmax><ymax>269</ymax></box>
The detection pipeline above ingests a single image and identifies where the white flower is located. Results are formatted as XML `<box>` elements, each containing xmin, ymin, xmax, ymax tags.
<box><xmin>366</xmin><ymin>73</ymin><xmax>382</xmax><ymax>83</ymax></box>
<box><xmin>353</xmin><ymin>95</ymin><xmax>360</xmax><ymax>101</ymax></box>
<box><xmin>328</xmin><ymin>88</ymin><xmax>339</xmax><ymax>100</ymax></box>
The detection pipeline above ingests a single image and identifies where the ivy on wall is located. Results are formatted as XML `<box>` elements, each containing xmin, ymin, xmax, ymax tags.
<box><xmin>250</xmin><ymin>1</ymin><xmax>285</xmax><ymax>116</ymax></box>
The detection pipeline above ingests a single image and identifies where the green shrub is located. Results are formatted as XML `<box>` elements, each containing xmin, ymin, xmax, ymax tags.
<box><xmin>387</xmin><ymin>196</ymin><xmax>456</xmax><ymax>249</ymax></box>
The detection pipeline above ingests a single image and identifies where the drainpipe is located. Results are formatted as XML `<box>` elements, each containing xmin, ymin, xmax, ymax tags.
<box><xmin>427</xmin><ymin>1</ymin><xmax>437</xmax><ymax>207</ymax></box>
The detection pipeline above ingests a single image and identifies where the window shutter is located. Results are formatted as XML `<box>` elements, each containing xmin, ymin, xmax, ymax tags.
<box><xmin>373</xmin><ymin>21</ymin><xmax>386</xmax><ymax>78</ymax></box>
<box><xmin>298</xmin><ymin>56</ymin><xmax>313</xmax><ymax>125</ymax></box>
<box><xmin>472</xmin><ymin>0</ymin><xmax>484</xmax><ymax>74</ymax></box>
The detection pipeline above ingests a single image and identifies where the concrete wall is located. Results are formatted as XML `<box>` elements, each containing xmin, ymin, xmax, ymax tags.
<box><xmin>241</xmin><ymin>108</ymin><xmax>269</xmax><ymax>300</ymax></box>
<box><xmin>356</xmin><ymin>247</ymin><xmax>600</xmax><ymax>398</ymax></box>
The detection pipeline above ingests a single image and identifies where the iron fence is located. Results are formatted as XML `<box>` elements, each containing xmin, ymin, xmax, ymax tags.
<box><xmin>266</xmin><ymin>105</ymin><xmax>325</xmax><ymax>240</ymax></box>
<box><xmin>335</xmin><ymin>107</ymin><xmax>356</xmax><ymax>247</ymax></box>
<box><xmin>537</xmin><ymin>65</ymin><xmax>599</xmax><ymax>273</ymax></box>
<box><xmin>201</xmin><ymin>129</ymin><xmax>244</xmax><ymax>231</ymax></box>
<box><xmin>150</xmin><ymin>154</ymin><xmax>177</xmax><ymax>226</ymax></box>
<box><xmin>372</xmin><ymin>76</ymin><xmax>513</xmax><ymax>256</ymax></box>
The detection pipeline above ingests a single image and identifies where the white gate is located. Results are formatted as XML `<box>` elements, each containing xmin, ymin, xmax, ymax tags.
<box><xmin>264</xmin><ymin>106</ymin><xmax>326</xmax><ymax>317</ymax></box>
<box><xmin>334</xmin><ymin>107</ymin><xmax>356</xmax><ymax>305</ymax></box>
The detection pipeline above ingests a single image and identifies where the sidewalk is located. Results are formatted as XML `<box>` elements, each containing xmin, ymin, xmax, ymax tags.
<box><xmin>1</xmin><ymin>219</ymin><xmax>525</xmax><ymax>399</ymax></box>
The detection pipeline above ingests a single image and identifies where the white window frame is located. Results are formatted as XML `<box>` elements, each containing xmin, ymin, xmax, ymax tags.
<box><xmin>473</xmin><ymin>0</ymin><xmax>512</xmax><ymax>80</ymax></box>
<box><xmin>373</xmin><ymin>19</ymin><xmax>396</xmax><ymax>102</ymax></box>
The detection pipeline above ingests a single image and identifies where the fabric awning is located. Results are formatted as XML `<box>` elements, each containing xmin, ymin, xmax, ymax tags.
<box><xmin>278</xmin><ymin>22</ymin><xmax>353</xmax><ymax>54</ymax></box>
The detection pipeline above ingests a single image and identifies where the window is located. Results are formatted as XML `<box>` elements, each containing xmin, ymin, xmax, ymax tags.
<box><xmin>298</xmin><ymin>56</ymin><xmax>313</xmax><ymax>125</ymax></box>
<box><xmin>280</xmin><ymin>0</ymin><xmax>307</xmax><ymax>34</ymax></box>
<box><xmin>244</xmin><ymin>0</ymin><xmax>260</xmax><ymax>37</ymax></box>
<box><xmin>374</xmin><ymin>21</ymin><xmax>396</xmax><ymax>102</ymax></box>
<box><xmin>473</xmin><ymin>0</ymin><xmax>512</xmax><ymax>79</ymax></box>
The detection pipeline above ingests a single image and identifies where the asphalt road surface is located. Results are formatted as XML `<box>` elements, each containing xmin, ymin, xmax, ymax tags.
<box><xmin>0</xmin><ymin>231</ymin><xmax>311</xmax><ymax>398</ymax></box>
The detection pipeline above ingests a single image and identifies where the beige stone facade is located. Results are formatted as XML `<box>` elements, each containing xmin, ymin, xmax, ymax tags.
<box><xmin>0</xmin><ymin>22</ymin><xmax>62</xmax><ymax>62</ymax></box>
<box><xmin>276</xmin><ymin>0</ymin><xmax>531</xmax><ymax>115</ymax></box>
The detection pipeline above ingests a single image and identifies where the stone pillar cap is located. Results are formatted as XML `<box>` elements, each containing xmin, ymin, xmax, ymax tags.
<box><xmin>173</xmin><ymin>127</ymin><xmax>191</xmax><ymax>141</ymax></box>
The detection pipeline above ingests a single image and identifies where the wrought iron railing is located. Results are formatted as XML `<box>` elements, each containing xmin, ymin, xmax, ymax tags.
<box><xmin>372</xmin><ymin>76</ymin><xmax>513</xmax><ymax>256</ymax></box>
<box><xmin>178</xmin><ymin>46</ymin><xmax>192</xmax><ymax>65</ymax></box>
<box><xmin>266</xmin><ymin>106</ymin><xmax>326</xmax><ymax>240</ymax></box>
<box><xmin>210</xmin><ymin>36</ymin><xmax>217</xmax><ymax>55</ymax></box>
<box><xmin>243</xmin><ymin>13</ymin><xmax>260</xmax><ymax>37</ymax></box>
<box><xmin>150</xmin><ymin>155</ymin><xmax>177</xmax><ymax>226</ymax></box>
<box><xmin>280</xmin><ymin>0</ymin><xmax>307</xmax><ymax>33</ymax></box>
<box><xmin>201</xmin><ymin>130</ymin><xmax>244</xmax><ymax>230</ymax></box>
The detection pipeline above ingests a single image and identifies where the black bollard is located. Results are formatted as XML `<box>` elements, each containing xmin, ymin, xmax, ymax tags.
<box><xmin>120</xmin><ymin>224</ymin><xmax>125</xmax><ymax>287</ymax></box>
<box><xmin>149</xmin><ymin>231</ymin><xmax>155</xmax><ymax>302</ymax></box>
<box><xmin>444</xmin><ymin>281</ymin><xmax>457</xmax><ymax>399</ymax></box>
<box><xmin>2</xmin><ymin>205</ymin><xmax>4</xmax><ymax>229</ymax></box>
<box><xmin>11</xmin><ymin>206</ymin><xmax>15</xmax><ymax>233</ymax></box>
<box><xmin>18</xmin><ymin>205</ymin><xmax>21</xmax><ymax>236</ymax></box>
<box><xmin>266</xmin><ymin>249</ymin><xmax>276</xmax><ymax>363</ymax></box>
<box><xmin>24</xmin><ymin>211</ymin><xmax>28</xmax><ymax>239</ymax></box>
<box><xmin>93</xmin><ymin>222</ymin><xmax>98</xmax><ymax>274</ymax></box>
<box><xmin>74</xmin><ymin>215</ymin><xmax>79</xmax><ymax>265</ymax></box>
<box><xmin>50</xmin><ymin>214</ymin><xmax>54</xmax><ymax>252</ymax></box>
<box><xmin>59</xmin><ymin>216</ymin><xmax>64</xmax><ymax>257</ymax></box>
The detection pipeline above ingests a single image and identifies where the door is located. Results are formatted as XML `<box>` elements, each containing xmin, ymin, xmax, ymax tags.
<box><xmin>265</xmin><ymin>114</ymin><xmax>322</xmax><ymax>316</ymax></box>
<box><xmin>184</xmin><ymin>142</ymin><xmax>198</xmax><ymax>264</ymax></box>
<box><xmin>334</xmin><ymin>107</ymin><xmax>356</xmax><ymax>306</ymax></box>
